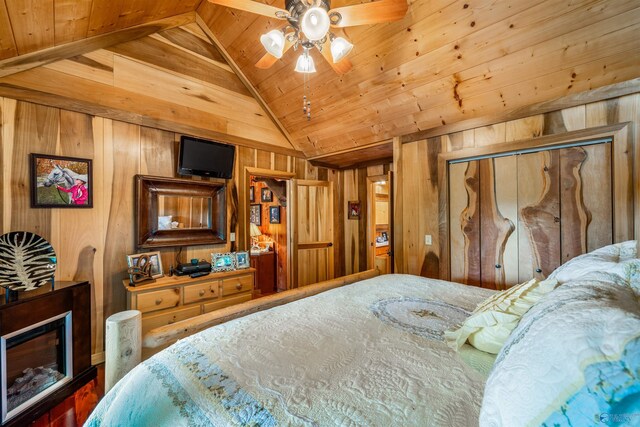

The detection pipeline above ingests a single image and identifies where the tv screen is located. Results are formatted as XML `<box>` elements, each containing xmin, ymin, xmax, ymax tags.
<box><xmin>178</xmin><ymin>136</ymin><xmax>235</xmax><ymax>179</ymax></box>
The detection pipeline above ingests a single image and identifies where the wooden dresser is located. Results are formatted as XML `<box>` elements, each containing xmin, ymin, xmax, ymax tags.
<box><xmin>122</xmin><ymin>269</ymin><xmax>255</xmax><ymax>335</ymax></box>
<box><xmin>250</xmin><ymin>251</ymin><xmax>276</xmax><ymax>295</ymax></box>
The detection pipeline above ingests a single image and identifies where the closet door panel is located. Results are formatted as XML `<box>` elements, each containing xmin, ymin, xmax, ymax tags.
<box><xmin>559</xmin><ymin>144</ymin><xmax>612</xmax><ymax>263</ymax></box>
<box><xmin>479</xmin><ymin>158</ymin><xmax>516</xmax><ymax>290</ymax></box>
<box><xmin>491</xmin><ymin>156</ymin><xmax>519</xmax><ymax>288</ymax></box>
<box><xmin>517</xmin><ymin>150</ymin><xmax>561</xmax><ymax>281</ymax></box>
<box><xmin>449</xmin><ymin>161</ymin><xmax>481</xmax><ymax>286</ymax></box>
<box><xmin>579</xmin><ymin>143</ymin><xmax>613</xmax><ymax>253</ymax></box>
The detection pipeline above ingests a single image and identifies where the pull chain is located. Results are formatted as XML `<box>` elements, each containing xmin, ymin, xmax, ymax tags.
<box><xmin>302</xmin><ymin>72</ymin><xmax>311</xmax><ymax>121</ymax></box>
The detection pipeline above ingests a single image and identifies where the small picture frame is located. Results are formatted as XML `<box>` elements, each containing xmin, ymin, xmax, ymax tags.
<box><xmin>235</xmin><ymin>251</ymin><xmax>250</xmax><ymax>269</ymax></box>
<box><xmin>249</xmin><ymin>186</ymin><xmax>255</xmax><ymax>202</ymax></box>
<box><xmin>348</xmin><ymin>200</ymin><xmax>361</xmax><ymax>220</ymax></box>
<box><xmin>127</xmin><ymin>251</ymin><xmax>163</xmax><ymax>279</ymax></box>
<box><xmin>250</xmin><ymin>204</ymin><xmax>261</xmax><ymax>225</ymax></box>
<box><xmin>31</xmin><ymin>153</ymin><xmax>93</xmax><ymax>208</ymax></box>
<box><xmin>261</xmin><ymin>188</ymin><xmax>273</xmax><ymax>202</ymax></box>
<box><xmin>212</xmin><ymin>252</ymin><xmax>236</xmax><ymax>272</ymax></box>
<box><xmin>381</xmin><ymin>231</ymin><xmax>388</xmax><ymax>242</ymax></box>
<box><xmin>269</xmin><ymin>206</ymin><xmax>280</xmax><ymax>224</ymax></box>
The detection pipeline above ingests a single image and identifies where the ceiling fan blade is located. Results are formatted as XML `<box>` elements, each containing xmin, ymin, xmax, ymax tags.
<box><xmin>255</xmin><ymin>39</ymin><xmax>293</xmax><ymax>69</ymax></box>
<box><xmin>319</xmin><ymin>39</ymin><xmax>352</xmax><ymax>74</ymax></box>
<box><xmin>329</xmin><ymin>0</ymin><xmax>408</xmax><ymax>27</ymax></box>
<box><xmin>207</xmin><ymin>0</ymin><xmax>288</xmax><ymax>19</ymax></box>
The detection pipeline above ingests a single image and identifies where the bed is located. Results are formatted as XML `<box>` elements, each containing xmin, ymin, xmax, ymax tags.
<box><xmin>87</xmin><ymin>241</ymin><xmax>640</xmax><ymax>427</ymax></box>
<box><xmin>88</xmin><ymin>275</ymin><xmax>497</xmax><ymax>426</ymax></box>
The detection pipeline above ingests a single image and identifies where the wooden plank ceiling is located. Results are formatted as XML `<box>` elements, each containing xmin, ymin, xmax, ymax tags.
<box><xmin>0</xmin><ymin>0</ymin><xmax>639</xmax><ymax>160</ymax></box>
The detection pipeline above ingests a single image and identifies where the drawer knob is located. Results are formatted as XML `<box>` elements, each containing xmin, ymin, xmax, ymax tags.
<box><xmin>155</xmin><ymin>298</ymin><xmax>163</xmax><ymax>305</ymax></box>
<box><xmin>235</xmin><ymin>283</ymin><xmax>242</xmax><ymax>290</ymax></box>
<box><xmin>199</xmin><ymin>290</ymin><xmax>206</xmax><ymax>296</ymax></box>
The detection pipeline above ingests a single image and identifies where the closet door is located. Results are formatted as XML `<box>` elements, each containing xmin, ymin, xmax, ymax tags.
<box><xmin>450</xmin><ymin>141</ymin><xmax>613</xmax><ymax>289</ymax></box>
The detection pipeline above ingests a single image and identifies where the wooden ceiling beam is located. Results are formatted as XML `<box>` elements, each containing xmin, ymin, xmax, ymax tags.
<box><xmin>195</xmin><ymin>12</ymin><xmax>298</xmax><ymax>152</ymax></box>
<box><xmin>0</xmin><ymin>11</ymin><xmax>196</xmax><ymax>78</ymax></box>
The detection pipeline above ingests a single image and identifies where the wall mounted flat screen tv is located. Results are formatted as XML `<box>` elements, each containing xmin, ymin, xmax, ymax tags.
<box><xmin>178</xmin><ymin>136</ymin><xmax>235</xmax><ymax>179</ymax></box>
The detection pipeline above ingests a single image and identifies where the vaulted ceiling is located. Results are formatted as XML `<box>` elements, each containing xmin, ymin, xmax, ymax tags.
<box><xmin>0</xmin><ymin>0</ymin><xmax>638</xmax><ymax>161</ymax></box>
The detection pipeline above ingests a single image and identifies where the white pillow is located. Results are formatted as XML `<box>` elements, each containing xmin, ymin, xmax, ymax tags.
<box><xmin>445</xmin><ymin>278</ymin><xmax>558</xmax><ymax>354</ymax></box>
<box><xmin>547</xmin><ymin>240</ymin><xmax>637</xmax><ymax>284</ymax></box>
<box><xmin>480</xmin><ymin>272</ymin><xmax>640</xmax><ymax>426</ymax></box>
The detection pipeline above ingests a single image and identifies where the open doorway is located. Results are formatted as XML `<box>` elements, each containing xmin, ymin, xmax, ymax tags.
<box><xmin>249</xmin><ymin>174</ymin><xmax>290</xmax><ymax>295</ymax></box>
<box><xmin>367</xmin><ymin>174</ymin><xmax>393</xmax><ymax>274</ymax></box>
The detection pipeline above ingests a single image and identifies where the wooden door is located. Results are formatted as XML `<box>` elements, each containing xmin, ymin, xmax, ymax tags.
<box><xmin>368</xmin><ymin>172</ymin><xmax>394</xmax><ymax>274</ymax></box>
<box><xmin>291</xmin><ymin>180</ymin><xmax>334</xmax><ymax>287</ymax></box>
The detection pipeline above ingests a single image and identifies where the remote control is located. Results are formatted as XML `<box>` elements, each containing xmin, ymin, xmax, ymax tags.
<box><xmin>190</xmin><ymin>271</ymin><xmax>210</xmax><ymax>278</ymax></box>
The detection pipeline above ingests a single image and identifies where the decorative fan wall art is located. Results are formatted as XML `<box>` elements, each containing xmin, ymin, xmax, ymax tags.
<box><xmin>0</xmin><ymin>232</ymin><xmax>57</xmax><ymax>291</ymax></box>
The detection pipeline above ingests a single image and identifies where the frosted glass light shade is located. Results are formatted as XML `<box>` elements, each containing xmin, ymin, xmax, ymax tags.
<box><xmin>300</xmin><ymin>7</ymin><xmax>330</xmax><ymax>41</ymax></box>
<box><xmin>260</xmin><ymin>30</ymin><xmax>285</xmax><ymax>58</ymax></box>
<box><xmin>294</xmin><ymin>51</ymin><xmax>316</xmax><ymax>73</ymax></box>
<box><xmin>250</xmin><ymin>223</ymin><xmax>262</xmax><ymax>237</ymax></box>
<box><xmin>330</xmin><ymin>37</ymin><xmax>353</xmax><ymax>62</ymax></box>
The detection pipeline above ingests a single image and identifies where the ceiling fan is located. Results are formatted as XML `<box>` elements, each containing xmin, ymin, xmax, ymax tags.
<box><xmin>207</xmin><ymin>0</ymin><xmax>408</xmax><ymax>75</ymax></box>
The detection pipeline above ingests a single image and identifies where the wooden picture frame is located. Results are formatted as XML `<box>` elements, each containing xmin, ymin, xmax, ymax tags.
<box><xmin>135</xmin><ymin>175</ymin><xmax>226</xmax><ymax>249</ymax></box>
<box><xmin>127</xmin><ymin>251</ymin><xmax>164</xmax><ymax>279</ymax></box>
<box><xmin>212</xmin><ymin>252</ymin><xmax>236</xmax><ymax>272</ymax></box>
<box><xmin>234</xmin><ymin>251</ymin><xmax>250</xmax><ymax>269</ymax></box>
<box><xmin>250</xmin><ymin>204</ymin><xmax>262</xmax><ymax>225</ymax></box>
<box><xmin>249</xmin><ymin>186</ymin><xmax>255</xmax><ymax>202</ymax></box>
<box><xmin>269</xmin><ymin>206</ymin><xmax>280</xmax><ymax>224</ymax></box>
<box><xmin>261</xmin><ymin>188</ymin><xmax>272</xmax><ymax>202</ymax></box>
<box><xmin>30</xmin><ymin>153</ymin><xmax>93</xmax><ymax>208</ymax></box>
<box><xmin>348</xmin><ymin>200</ymin><xmax>361</xmax><ymax>220</ymax></box>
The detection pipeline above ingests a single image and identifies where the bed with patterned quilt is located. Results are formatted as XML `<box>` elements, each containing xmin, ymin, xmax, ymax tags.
<box><xmin>87</xmin><ymin>241</ymin><xmax>640</xmax><ymax>427</ymax></box>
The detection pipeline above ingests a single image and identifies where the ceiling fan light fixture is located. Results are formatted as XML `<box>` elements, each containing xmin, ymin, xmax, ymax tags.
<box><xmin>300</xmin><ymin>7</ymin><xmax>331</xmax><ymax>41</ymax></box>
<box><xmin>260</xmin><ymin>29</ymin><xmax>285</xmax><ymax>58</ymax></box>
<box><xmin>294</xmin><ymin>50</ymin><xmax>316</xmax><ymax>73</ymax></box>
<box><xmin>330</xmin><ymin>37</ymin><xmax>353</xmax><ymax>63</ymax></box>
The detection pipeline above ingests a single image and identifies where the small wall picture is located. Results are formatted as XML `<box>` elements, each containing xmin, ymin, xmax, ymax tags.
<box><xmin>250</xmin><ymin>204</ymin><xmax>262</xmax><ymax>225</ymax></box>
<box><xmin>31</xmin><ymin>153</ymin><xmax>92</xmax><ymax>208</ymax></box>
<box><xmin>212</xmin><ymin>252</ymin><xmax>236</xmax><ymax>272</ymax></box>
<box><xmin>348</xmin><ymin>200</ymin><xmax>361</xmax><ymax>220</ymax></box>
<box><xmin>127</xmin><ymin>251</ymin><xmax>163</xmax><ymax>279</ymax></box>
<box><xmin>261</xmin><ymin>188</ymin><xmax>272</xmax><ymax>202</ymax></box>
<box><xmin>269</xmin><ymin>206</ymin><xmax>280</xmax><ymax>224</ymax></box>
<box><xmin>250</xmin><ymin>186</ymin><xmax>255</xmax><ymax>202</ymax></box>
<box><xmin>235</xmin><ymin>251</ymin><xmax>250</xmax><ymax>269</ymax></box>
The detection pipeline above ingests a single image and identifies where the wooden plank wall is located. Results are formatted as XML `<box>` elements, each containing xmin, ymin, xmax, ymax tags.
<box><xmin>0</xmin><ymin>97</ymin><xmax>347</xmax><ymax>361</ymax></box>
<box><xmin>394</xmin><ymin>93</ymin><xmax>640</xmax><ymax>278</ymax></box>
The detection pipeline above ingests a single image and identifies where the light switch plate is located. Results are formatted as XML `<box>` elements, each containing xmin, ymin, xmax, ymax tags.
<box><xmin>425</xmin><ymin>234</ymin><xmax>432</xmax><ymax>245</ymax></box>
<box><xmin>230</xmin><ymin>232</ymin><xmax>236</xmax><ymax>242</ymax></box>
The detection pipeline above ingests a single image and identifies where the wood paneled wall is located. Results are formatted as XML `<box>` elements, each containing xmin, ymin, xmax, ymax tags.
<box><xmin>394</xmin><ymin>93</ymin><xmax>640</xmax><ymax>279</ymax></box>
<box><xmin>0</xmin><ymin>97</ymin><xmax>338</xmax><ymax>361</ymax></box>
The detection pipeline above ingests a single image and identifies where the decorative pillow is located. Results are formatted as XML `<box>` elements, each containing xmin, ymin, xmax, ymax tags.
<box><xmin>480</xmin><ymin>273</ymin><xmax>640</xmax><ymax>427</ymax></box>
<box><xmin>547</xmin><ymin>240</ymin><xmax>637</xmax><ymax>284</ymax></box>
<box><xmin>444</xmin><ymin>278</ymin><xmax>558</xmax><ymax>354</ymax></box>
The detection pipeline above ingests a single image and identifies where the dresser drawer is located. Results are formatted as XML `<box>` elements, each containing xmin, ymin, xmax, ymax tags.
<box><xmin>142</xmin><ymin>306</ymin><xmax>202</xmax><ymax>335</ymax></box>
<box><xmin>137</xmin><ymin>288</ymin><xmax>181</xmax><ymax>314</ymax></box>
<box><xmin>184</xmin><ymin>281</ymin><xmax>219</xmax><ymax>305</ymax></box>
<box><xmin>221</xmin><ymin>275</ymin><xmax>253</xmax><ymax>296</ymax></box>
<box><xmin>203</xmin><ymin>293</ymin><xmax>252</xmax><ymax>313</ymax></box>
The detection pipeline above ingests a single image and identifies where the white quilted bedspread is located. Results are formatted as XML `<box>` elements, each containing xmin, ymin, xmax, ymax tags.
<box><xmin>87</xmin><ymin>274</ymin><xmax>496</xmax><ymax>427</ymax></box>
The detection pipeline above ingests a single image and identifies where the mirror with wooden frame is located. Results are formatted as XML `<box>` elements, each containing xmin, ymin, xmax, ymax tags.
<box><xmin>135</xmin><ymin>175</ymin><xmax>226</xmax><ymax>248</ymax></box>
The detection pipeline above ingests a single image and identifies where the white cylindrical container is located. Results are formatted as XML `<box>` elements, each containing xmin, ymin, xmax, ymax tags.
<box><xmin>104</xmin><ymin>310</ymin><xmax>141</xmax><ymax>393</ymax></box>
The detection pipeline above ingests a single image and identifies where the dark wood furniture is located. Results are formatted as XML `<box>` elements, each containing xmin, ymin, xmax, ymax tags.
<box><xmin>135</xmin><ymin>175</ymin><xmax>227</xmax><ymax>248</ymax></box>
<box><xmin>0</xmin><ymin>281</ymin><xmax>96</xmax><ymax>427</ymax></box>
<box><xmin>251</xmin><ymin>251</ymin><xmax>276</xmax><ymax>295</ymax></box>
